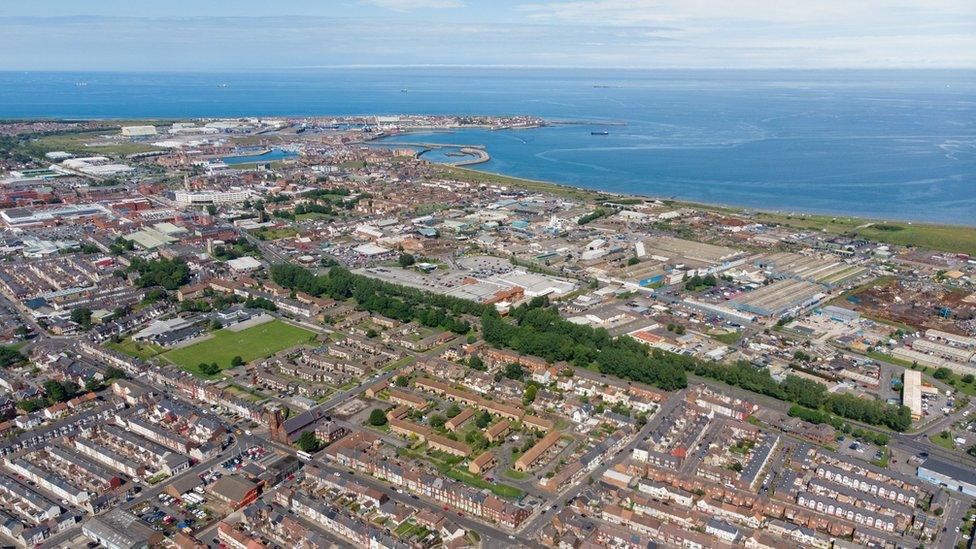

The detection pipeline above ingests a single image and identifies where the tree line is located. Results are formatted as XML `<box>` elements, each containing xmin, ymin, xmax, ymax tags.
<box><xmin>269</xmin><ymin>264</ymin><xmax>480</xmax><ymax>334</ymax></box>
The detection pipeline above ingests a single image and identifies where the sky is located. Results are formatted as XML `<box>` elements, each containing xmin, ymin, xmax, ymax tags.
<box><xmin>0</xmin><ymin>0</ymin><xmax>974</xmax><ymax>71</ymax></box>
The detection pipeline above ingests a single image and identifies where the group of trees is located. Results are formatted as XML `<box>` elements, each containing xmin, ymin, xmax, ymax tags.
<box><xmin>688</xmin><ymin>358</ymin><xmax>911</xmax><ymax>431</ymax></box>
<box><xmin>368</xmin><ymin>408</ymin><xmax>388</xmax><ymax>426</ymax></box>
<box><xmin>398</xmin><ymin>253</ymin><xmax>416</xmax><ymax>268</ymax></box>
<box><xmin>684</xmin><ymin>273</ymin><xmax>717</xmax><ymax>291</ymax></box>
<box><xmin>212</xmin><ymin>238</ymin><xmax>260</xmax><ymax>261</ymax></box>
<box><xmin>297</xmin><ymin>431</ymin><xmax>322</xmax><ymax>453</ymax></box>
<box><xmin>788</xmin><ymin>405</ymin><xmax>891</xmax><ymax>446</ymax></box>
<box><xmin>198</xmin><ymin>362</ymin><xmax>221</xmax><ymax>376</ymax></box>
<box><xmin>270</xmin><ymin>263</ymin><xmax>483</xmax><ymax>335</ymax></box>
<box><xmin>128</xmin><ymin>257</ymin><xmax>190</xmax><ymax>290</ymax></box>
<box><xmin>577</xmin><ymin>208</ymin><xmax>611</xmax><ymax>225</ymax></box>
<box><xmin>481</xmin><ymin>301</ymin><xmax>688</xmax><ymax>391</ymax></box>
<box><xmin>0</xmin><ymin>346</ymin><xmax>24</xmax><ymax>368</ymax></box>
<box><xmin>71</xmin><ymin>307</ymin><xmax>93</xmax><ymax>330</ymax></box>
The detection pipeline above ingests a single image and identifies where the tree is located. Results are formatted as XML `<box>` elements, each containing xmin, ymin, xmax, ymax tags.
<box><xmin>445</xmin><ymin>403</ymin><xmax>462</xmax><ymax>418</ymax></box>
<box><xmin>231</xmin><ymin>356</ymin><xmax>244</xmax><ymax>367</ymax></box>
<box><xmin>297</xmin><ymin>431</ymin><xmax>322</xmax><ymax>453</ymax></box>
<box><xmin>429</xmin><ymin>414</ymin><xmax>446</xmax><ymax>429</ymax></box>
<box><xmin>17</xmin><ymin>398</ymin><xmax>45</xmax><ymax>413</ymax></box>
<box><xmin>627</xmin><ymin>256</ymin><xmax>640</xmax><ymax>266</ymax></box>
<box><xmin>199</xmin><ymin>362</ymin><xmax>220</xmax><ymax>376</ymax></box>
<box><xmin>964</xmin><ymin>374</ymin><xmax>975</xmax><ymax>384</ymax></box>
<box><xmin>43</xmin><ymin>380</ymin><xmax>74</xmax><ymax>404</ymax></box>
<box><xmin>475</xmin><ymin>410</ymin><xmax>492</xmax><ymax>429</ymax></box>
<box><xmin>469</xmin><ymin>356</ymin><xmax>486</xmax><ymax>371</ymax></box>
<box><xmin>523</xmin><ymin>384</ymin><xmax>538</xmax><ymax>405</ymax></box>
<box><xmin>71</xmin><ymin>307</ymin><xmax>93</xmax><ymax>330</ymax></box>
<box><xmin>368</xmin><ymin>409</ymin><xmax>388</xmax><ymax>426</ymax></box>
<box><xmin>85</xmin><ymin>377</ymin><xmax>102</xmax><ymax>392</ymax></box>
<box><xmin>398</xmin><ymin>253</ymin><xmax>416</xmax><ymax>268</ymax></box>
<box><xmin>933</xmin><ymin>367</ymin><xmax>952</xmax><ymax>380</ymax></box>
<box><xmin>0</xmin><ymin>346</ymin><xmax>25</xmax><ymax>368</ymax></box>
<box><xmin>503</xmin><ymin>363</ymin><xmax>524</xmax><ymax>380</ymax></box>
<box><xmin>394</xmin><ymin>375</ymin><xmax>409</xmax><ymax>387</ymax></box>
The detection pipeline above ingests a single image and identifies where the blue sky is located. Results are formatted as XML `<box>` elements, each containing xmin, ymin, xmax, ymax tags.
<box><xmin>1</xmin><ymin>0</ymin><xmax>974</xmax><ymax>70</ymax></box>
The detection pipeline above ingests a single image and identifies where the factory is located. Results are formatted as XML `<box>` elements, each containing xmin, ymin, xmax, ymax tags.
<box><xmin>729</xmin><ymin>279</ymin><xmax>826</xmax><ymax>318</ymax></box>
<box><xmin>755</xmin><ymin>252</ymin><xmax>866</xmax><ymax>287</ymax></box>
<box><xmin>0</xmin><ymin>203</ymin><xmax>111</xmax><ymax>228</ymax></box>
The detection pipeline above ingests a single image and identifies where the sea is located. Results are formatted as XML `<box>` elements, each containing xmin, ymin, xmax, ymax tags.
<box><xmin>1</xmin><ymin>68</ymin><xmax>973</xmax><ymax>224</ymax></box>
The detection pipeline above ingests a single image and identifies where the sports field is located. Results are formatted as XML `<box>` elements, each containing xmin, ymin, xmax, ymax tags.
<box><xmin>162</xmin><ymin>320</ymin><xmax>315</xmax><ymax>377</ymax></box>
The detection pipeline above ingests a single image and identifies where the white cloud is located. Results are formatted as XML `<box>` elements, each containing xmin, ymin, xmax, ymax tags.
<box><xmin>516</xmin><ymin>0</ymin><xmax>975</xmax><ymax>26</ymax></box>
<box><xmin>362</xmin><ymin>0</ymin><xmax>465</xmax><ymax>10</ymax></box>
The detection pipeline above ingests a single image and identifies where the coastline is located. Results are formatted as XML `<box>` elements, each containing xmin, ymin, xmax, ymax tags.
<box><xmin>434</xmin><ymin>163</ymin><xmax>976</xmax><ymax>256</ymax></box>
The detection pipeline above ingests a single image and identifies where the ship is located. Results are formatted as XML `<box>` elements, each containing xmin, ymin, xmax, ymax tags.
<box><xmin>591</xmin><ymin>130</ymin><xmax>609</xmax><ymax>136</ymax></box>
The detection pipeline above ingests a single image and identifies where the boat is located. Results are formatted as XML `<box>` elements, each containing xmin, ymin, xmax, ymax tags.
<box><xmin>400</xmin><ymin>88</ymin><xmax>408</xmax><ymax>93</ymax></box>
<box><xmin>75</xmin><ymin>82</ymin><xmax>88</xmax><ymax>87</ymax></box>
<box><xmin>591</xmin><ymin>130</ymin><xmax>609</xmax><ymax>136</ymax></box>
<box><xmin>217</xmin><ymin>83</ymin><xmax>230</xmax><ymax>88</ymax></box>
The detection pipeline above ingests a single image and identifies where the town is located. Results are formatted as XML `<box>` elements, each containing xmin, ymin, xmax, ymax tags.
<box><xmin>0</xmin><ymin>115</ymin><xmax>975</xmax><ymax>549</ymax></box>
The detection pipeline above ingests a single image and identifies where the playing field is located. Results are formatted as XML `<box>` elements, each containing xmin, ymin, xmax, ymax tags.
<box><xmin>162</xmin><ymin>320</ymin><xmax>315</xmax><ymax>377</ymax></box>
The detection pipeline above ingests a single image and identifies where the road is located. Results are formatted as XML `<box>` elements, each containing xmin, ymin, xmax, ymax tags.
<box><xmin>935</xmin><ymin>495</ymin><xmax>968</xmax><ymax>549</ymax></box>
<box><xmin>518</xmin><ymin>388</ymin><xmax>686</xmax><ymax>537</ymax></box>
<box><xmin>315</xmin><ymin>461</ymin><xmax>540</xmax><ymax>548</ymax></box>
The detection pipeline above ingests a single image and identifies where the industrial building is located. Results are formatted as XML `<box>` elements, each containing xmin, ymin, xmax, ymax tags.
<box><xmin>918</xmin><ymin>459</ymin><xmax>976</xmax><ymax>497</ymax></box>
<box><xmin>82</xmin><ymin>508</ymin><xmax>161</xmax><ymax>549</ymax></box>
<box><xmin>755</xmin><ymin>252</ymin><xmax>866</xmax><ymax>287</ymax></box>
<box><xmin>729</xmin><ymin>279</ymin><xmax>825</xmax><ymax>318</ymax></box>
<box><xmin>902</xmin><ymin>370</ymin><xmax>922</xmax><ymax>419</ymax></box>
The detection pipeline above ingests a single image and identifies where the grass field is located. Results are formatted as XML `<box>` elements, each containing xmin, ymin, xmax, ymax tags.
<box><xmin>931</xmin><ymin>431</ymin><xmax>956</xmax><ymax>450</ymax></box>
<box><xmin>30</xmin><ymin>132</ymin><xmax>162</xmax><ymax>156</ymax></box>
<box><xmin>105</xmin><ymin>338</ymin><xmax>164</xmax><ymax>360</ymax></box>
<box><xmin>162</xmin><ymin>320</ymin><xmax>314</xmax><ymax>377</ymax></box>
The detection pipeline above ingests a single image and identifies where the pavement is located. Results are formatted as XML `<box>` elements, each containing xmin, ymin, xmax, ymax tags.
<box><xmin>315</xmin><ymin>461</ymin><xmax>540</xmax><ymax>548</ymax></box>
<box><xmin>517</xmin><ymin>388</ymin><xmax>686</xmax><ymax>537</ymax></box>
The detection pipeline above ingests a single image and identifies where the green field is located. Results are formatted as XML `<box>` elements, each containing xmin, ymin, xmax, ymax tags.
<box><xmin>105</xmin><ymin>338</ymin><xmax>164</xmax><ymax>360</ymax></box>
<box><xmin>162</xmin><ymin>320</ymin><xmax>315</xmax><ymax>377</ymax></box>
<box><xmin>30</xmin><ymin>132</ymin><xmax>163</xmax><ymax>156</ymax></box>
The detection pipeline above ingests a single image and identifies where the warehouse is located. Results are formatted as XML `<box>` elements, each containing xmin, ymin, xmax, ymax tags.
<box><xmin>641</xmin><ymin>236</ymin><xmax>742</xmax><ymax>267</ymax></box>
<box><xmin>756</xmin><ymin>252</ymin><xmax>865</xmax><ymax>285</ymax></box>
<box><xmin>902</xmin><ymin>370</ymin><xmax>922</xmax><ymax>419</ymax></box>
<box><xmin>911</xmin><ymin>338</ymin><xmax>974</xmax><ymax>363</ymax></box>
<box><xmin>918</xmin><ymin>459</ymin><xmax>976</xmax><ymax>497</ymax></box>
<box><xmin>729</xmin><ymin>279</ymin><xmax>825</xmax><ymax>317</ymax></box>
<box><xmin>891</xmin><ymin>347</ymin><xmax>976</xmax><ymax>377</ymax></box>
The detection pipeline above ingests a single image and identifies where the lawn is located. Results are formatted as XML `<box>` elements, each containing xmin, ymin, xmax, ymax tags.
<box><xmin>251</xmin><ymin>227</ymin><xmax>299</xmax><ymax>241</ymax></box>
<box><xmin>502</xmin><ymin>468</ymin><xmax>528</xmax><ymax>480</ymax></box>
<box><xmin>106</xmin><ymin>338</ymin><xmax>164</xmax><ymax>360</ymax></box>
<box><xmin>162</xmin><ymin>320</ymin><xmax>315</xmax><ymax>377</ymax></box>
<box><xmin>31</xmin><ymin>132</ymin><xmax>163</xmax><ymax>156</ymax></box>
<box><xmin>709</xmin><ymin>331</ymin><xmax>743</xmax><ymax>345</ymax></box>
<box><xmin>442</xmin><ymin>467</ymin><xmax>525</xmax><ymax>499</ymax></box>
<box><xmin>931</xmin><ymin>431</ymin><xmax>956</xmax><ymax>450</ymax></box>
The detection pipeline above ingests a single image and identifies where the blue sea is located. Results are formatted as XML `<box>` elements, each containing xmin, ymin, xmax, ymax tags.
<box><xmin>1</xmin><ymin>68</ymin><xmax>973</xmax><ymax>224</ymax></box>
